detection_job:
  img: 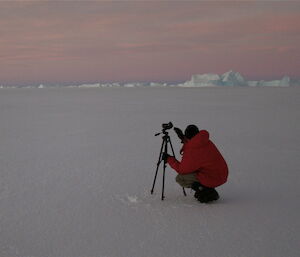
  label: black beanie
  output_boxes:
[184,125,199,139]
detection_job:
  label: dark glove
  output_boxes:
[162,152,170,162]
[174,127,185,141]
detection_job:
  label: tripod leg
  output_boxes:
[161,138,168,200]
[162,163,166,200]
[168,137,176,157]
[151,139,165,194]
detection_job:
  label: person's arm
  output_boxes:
[167,149,199,174]
[174,127,188,144]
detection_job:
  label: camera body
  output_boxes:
[155,122,174,136]
[162,122,173,131]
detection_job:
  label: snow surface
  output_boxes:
[0,87,299,257]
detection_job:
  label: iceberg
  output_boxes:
[221,70,247,86]
[181,71,296,87]
[178,73,221,87]
[248,76,291,87]
[180,70,246,87]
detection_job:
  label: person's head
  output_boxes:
[184,124,199,139]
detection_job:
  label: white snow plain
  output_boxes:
[0,87,299,257]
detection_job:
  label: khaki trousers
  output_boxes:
[176,173,199,188]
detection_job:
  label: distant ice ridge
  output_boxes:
[179,70,298,87]
[247,76,291,87]
[0,70,299,88]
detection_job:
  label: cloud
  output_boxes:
[0,1,299,84]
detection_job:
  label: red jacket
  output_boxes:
[167,130,228,188]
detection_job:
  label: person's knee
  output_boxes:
[176,173,197,188]
[175,175,184,186]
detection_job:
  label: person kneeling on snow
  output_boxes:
[162,125,228,203]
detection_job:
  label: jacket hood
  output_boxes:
[187,130,210,148]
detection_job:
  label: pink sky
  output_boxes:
[1,1,300,85]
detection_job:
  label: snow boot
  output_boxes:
[191,182,219,203]
[197,188,220,203]
[191,182,203,199]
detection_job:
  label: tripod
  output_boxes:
[151,129,186,200]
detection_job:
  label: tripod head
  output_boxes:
[155,122,173,137]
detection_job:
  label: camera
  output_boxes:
[155,122,174,136]
[162,122,173,130]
